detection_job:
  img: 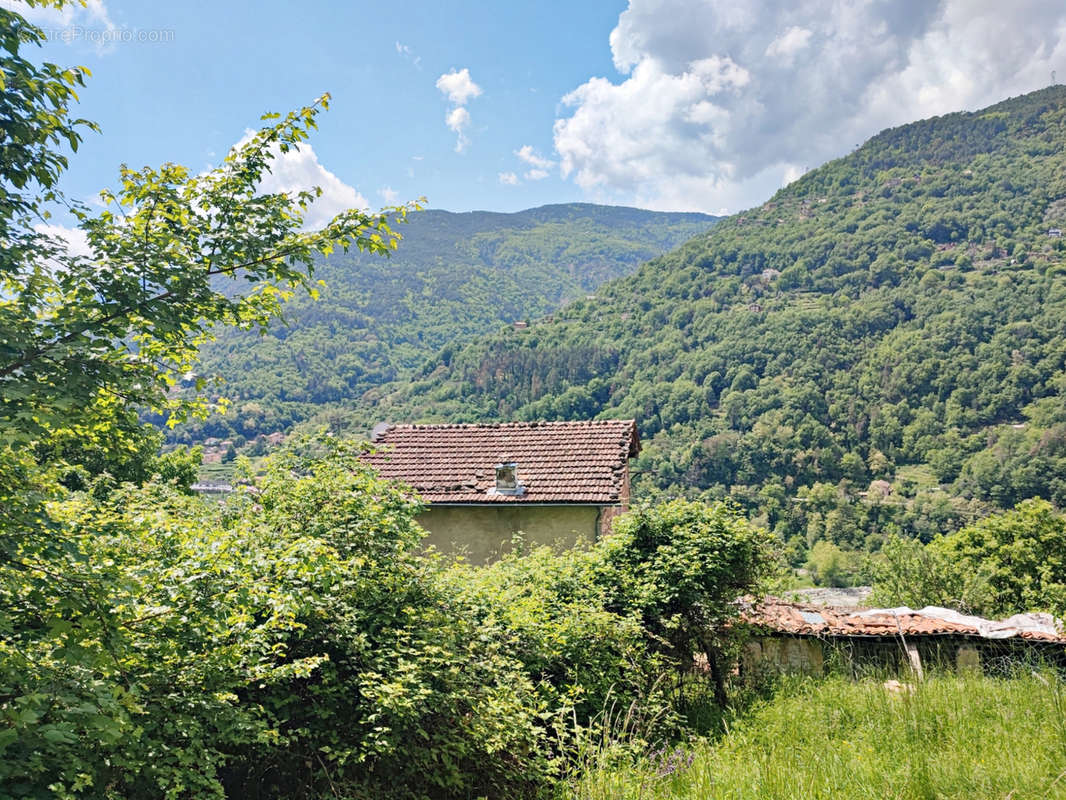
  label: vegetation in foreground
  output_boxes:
[572,672,1066,800]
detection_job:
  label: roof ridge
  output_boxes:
[386,419,635,430]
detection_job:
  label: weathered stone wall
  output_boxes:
[743,635,1065,677]
[744,637,826,676]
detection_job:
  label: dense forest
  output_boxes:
[358,87,1066,572]
[168,205,714,443]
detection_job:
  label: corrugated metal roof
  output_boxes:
[362,420,639,504]
[742,598,1066,642]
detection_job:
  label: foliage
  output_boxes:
[0,443,535,798]
[364,86,1066,573]
[445,543,675,772]
[936,498,1066,616]
[570,672,1066,800]
[2,93,410,446]
[805,540,866,588]
[599,501,773,661]
[867,534,994,613]
[871,499,1066,617]
[1,437,773,798]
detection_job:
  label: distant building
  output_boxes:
[512,320,528,330]
[1049,228,1063,238]
[363,420,640,563]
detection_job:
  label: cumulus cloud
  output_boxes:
[445,106,472,152]
[379,186,399,203]
[437,68,482,152]
[515,145,554,170]
[505,145,556,182]
[765,26,812,63]
[554,0,1066,212]
[436,68,483,105]
[232,129,368,229]
[498,171,519,185]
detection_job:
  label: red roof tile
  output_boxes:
[742,598,1066,642]
[362,420,639,504]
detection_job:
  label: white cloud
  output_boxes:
[510,145,556,182]
[437,68,483,152]
[395,40,421,68]
[379,186,399,203]
[232,129,368,229]
[765,26,812,63]
[498,171,520,185]
[554,0,1066,213]
[34,223,92,258]
[515,144,555,170]
[445,106,472,152]
[436,68,483,105]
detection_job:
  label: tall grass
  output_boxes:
[569,672,1066,799]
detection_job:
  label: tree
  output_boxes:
[869,500,1066,618]
[0,5,422,794]
[935,499,1066,617]
[0,0,416,537]
[597,500,774,705]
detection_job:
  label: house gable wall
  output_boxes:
[418,504,601,563]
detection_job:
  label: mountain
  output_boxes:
[172,204,716,443]
[361,86,1066,563]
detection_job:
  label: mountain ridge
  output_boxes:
[171,203,716,444]
[356,85,1066,566]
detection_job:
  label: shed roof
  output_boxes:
[742,598,1065,642]
[363,420,639,504]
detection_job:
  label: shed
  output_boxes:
[740,598,1066,677]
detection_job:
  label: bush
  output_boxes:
[1,445,774,799]
[597,500,775,705]
[869,498,1066,617]
[1,441,553,799]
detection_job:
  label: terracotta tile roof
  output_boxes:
[741,598,1066,642]
[362,420,639,504]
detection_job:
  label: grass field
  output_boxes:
[570,672,1066,800]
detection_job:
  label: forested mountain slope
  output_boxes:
[173,204,714,442]
[366,86,1066,562]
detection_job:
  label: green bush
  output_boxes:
[1,442,553,799]
[596,500,775,705]
[1,444,773,799]
[869,498,1066,617]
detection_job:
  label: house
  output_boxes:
[363,420,639,562]
[740,598,1066,677]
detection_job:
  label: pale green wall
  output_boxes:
[418,504,601,563]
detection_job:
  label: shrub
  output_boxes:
[869,498,1066,618]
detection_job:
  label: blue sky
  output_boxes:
[8,0,1066,226]
[13,0,626,217]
